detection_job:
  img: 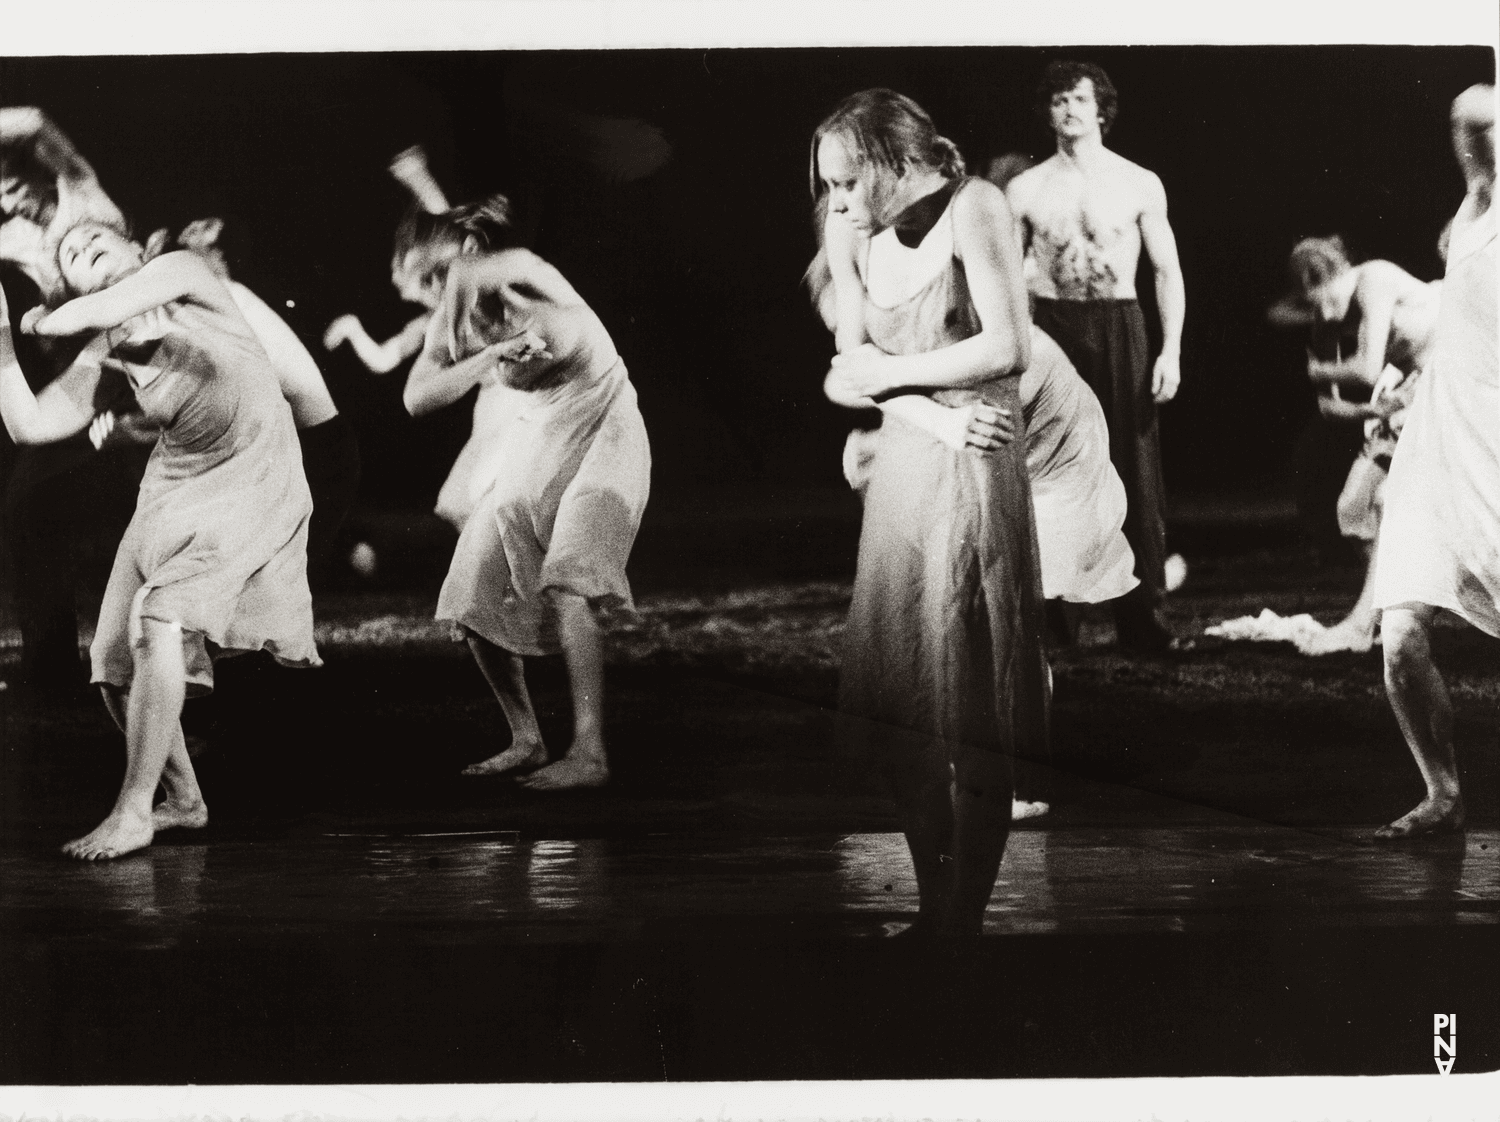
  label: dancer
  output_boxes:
[403,198,650,790]
[324,148,527,531]
[808,210,1136,822]
[1370,84,1496,839]
[1210,237,1441,655]
[1,222,319,858]
[814,89,1048,939]
[152,218,360,584]
[1006,61,1187,653]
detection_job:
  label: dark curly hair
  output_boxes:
[1035,61,1119,137]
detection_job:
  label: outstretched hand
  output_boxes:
[323,314,360,351]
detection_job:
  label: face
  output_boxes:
[817,133,892,234]
[58,224,144,296]
[393,244,460,309]
[0,170,54,225]
[1050,79,1104,141]
[1305,271,1354,323]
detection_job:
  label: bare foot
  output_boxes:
[515,752,610,791]
[62,806,154,861]
[1011,799,1050,821]
[1296,619,1375,656]
[152,797,208,831]
[1375,795,1466,840]
[462,740,548,776]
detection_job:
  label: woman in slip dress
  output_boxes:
[2,221,318,859]
[813,88,1048,939]
[402,200,650,791]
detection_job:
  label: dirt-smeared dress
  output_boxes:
[841,178,1050,758]
[91,297,320,695]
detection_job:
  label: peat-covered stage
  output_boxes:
[1,497,1497,1083]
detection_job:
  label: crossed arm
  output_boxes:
[821,181,1027,452]
[24,250,228,338]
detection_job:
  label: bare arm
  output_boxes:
[324,313,430,374]
[818,197,1014,450]
[1138,172,1185,403]
[1,281,106,443]
[829,182,1030,400]
[388,146,450,215]
[24,251,227,337]
[0,107,93,183]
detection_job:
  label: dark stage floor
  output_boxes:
[1,509,1498,1083]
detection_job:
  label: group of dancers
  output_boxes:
[1,69,1496,941]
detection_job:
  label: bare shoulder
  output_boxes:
[1005,158,1057,210]
[1107,152,1166,205]
[955,176,1013,224]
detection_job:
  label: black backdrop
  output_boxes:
[2,46,1493,511]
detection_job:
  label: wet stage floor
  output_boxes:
[2,825,1496,946]
[4,829,1498,1082]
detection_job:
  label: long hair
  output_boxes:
[808,88,965,201]
[1035,61,1120,137]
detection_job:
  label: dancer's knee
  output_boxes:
[1381,606,1433,685]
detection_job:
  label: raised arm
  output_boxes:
[1,281,106,443]
[0,107,93,184]
[827,181,1031,401]
[23,250,225,337]
[388,146,450,215]
[1138,170,1185,404]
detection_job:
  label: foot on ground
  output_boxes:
[1011,799,1050,821]
[515,751,609,791]
[151,797,208,831]
[1374,795,1465,840]
[62,807,154,861]
[462,740,548,776]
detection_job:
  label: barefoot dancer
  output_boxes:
[1210,240,1442,655]
[324,148,527,531]
[403,198,650,790]
[1,223,319,858]
[1370,85,1497,839]
[814,90,1048,938]
[808,211,1135,822]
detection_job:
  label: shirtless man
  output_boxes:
[1006,62,1187,653]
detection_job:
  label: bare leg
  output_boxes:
[154,726,208,830]
[889,750,957,935]
[461,631,548,775]
[103,683,209,831]
[1376,605,1465,838]
[64,619,188,859]
[518,593,609,790]
[1299,540,1380,655]
[944,748,1013,937]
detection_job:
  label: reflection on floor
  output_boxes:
[3,826,1493,948]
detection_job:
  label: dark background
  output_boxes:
[1,45,1494,514]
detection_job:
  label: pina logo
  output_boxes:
[1433,1014,1456,1075]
